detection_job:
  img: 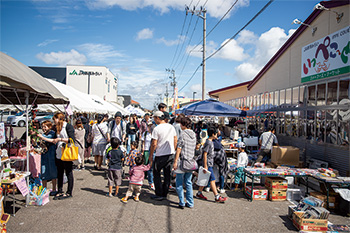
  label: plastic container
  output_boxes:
[286,184,306,201]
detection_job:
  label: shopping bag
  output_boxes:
[61,138,79,161]
[196,166,211,187]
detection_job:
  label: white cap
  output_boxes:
[153,111,164,118]
[237,142,246,148]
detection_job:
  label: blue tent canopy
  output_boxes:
[175,99,246,117]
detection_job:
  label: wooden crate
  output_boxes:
[268,189,287,201]
[292,211,328,232]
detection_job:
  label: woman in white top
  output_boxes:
[92,114,108,170]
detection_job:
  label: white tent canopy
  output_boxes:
[125,105,145,116]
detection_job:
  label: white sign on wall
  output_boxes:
[301,26,350,83]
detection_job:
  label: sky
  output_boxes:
[1,0,322,109]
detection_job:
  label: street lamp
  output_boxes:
[193,92,197,101]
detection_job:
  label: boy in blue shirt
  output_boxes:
[106,137,124,197]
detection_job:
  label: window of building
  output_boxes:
[280,89,285,107]
[339,78,350,104]
[317,83,326,106]
[307,85,316,106]
[286,88,292,106]
[292,87,299,106]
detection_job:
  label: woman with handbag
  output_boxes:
[53,112,75,200]
[172,117,197,209]
[92,114,108,170]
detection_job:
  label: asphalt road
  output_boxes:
[6,127,350,232]
[6,162,350,233]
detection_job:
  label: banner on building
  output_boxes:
[301,26,350,83]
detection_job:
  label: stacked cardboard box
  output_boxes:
[245,186,268,200]
[310,191,339,210]
[271,146,300,167]
[265,177,287,201]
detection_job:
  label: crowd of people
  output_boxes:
[31,103,278,208]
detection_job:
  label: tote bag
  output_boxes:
[61,138,79,161]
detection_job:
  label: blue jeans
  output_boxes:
[175,172,194,207]
[127,134,136,154]
[147,168,154,184]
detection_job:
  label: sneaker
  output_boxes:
[204,187,210,192]
[196,193,207,200]
[215,196,228,203]
[150,183,155,190]
[178,205,184,209]
[169,185,175,192]
[185,203,194,209]
[120,197,128,203]
[134,196,139,202]
[151,195,165,201]
[220,189,226,194]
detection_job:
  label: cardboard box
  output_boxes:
[310,192,338,210]
[245,186,268,200]
[292,211,328,232]
[268,189,287,201]
[288,205,297,220]
[271,146,300,167]
[265,177,288,190]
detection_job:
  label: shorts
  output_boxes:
[234,167,246,184]
[208,166,216,182]
[107,169,122,186]
[126,183,142,197]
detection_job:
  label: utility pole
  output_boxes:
[186,6,206,100]
[165,83,169,108]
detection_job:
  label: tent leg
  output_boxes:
[25,91,29,206]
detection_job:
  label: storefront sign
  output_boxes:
[69,70,102,76]
[301,26,350,83]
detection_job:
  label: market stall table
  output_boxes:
[309,175,350,209]
[2,172,30,216]
[243,168,311,202]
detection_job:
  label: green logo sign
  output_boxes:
[69,70,78,75]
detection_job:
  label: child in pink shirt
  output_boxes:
[121,156,150,203]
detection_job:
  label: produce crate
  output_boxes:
[265,177,288,190]
[268,189,287,201]
[245,186,268,200]
[292,211,328,232]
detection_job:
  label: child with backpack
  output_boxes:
[125,141,139,168]
[121,156,150,203]
[106,138,124,197]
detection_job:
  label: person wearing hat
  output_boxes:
[234,142,248,192]
[107,111,126,144]
[149,111,177,200]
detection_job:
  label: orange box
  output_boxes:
[245,186,268,200]
[271,146,300,166]
[265,177,288,190]
[292,212,328,232]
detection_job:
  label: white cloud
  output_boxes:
[36,49,87,66]
[86,0,250,18]
[37,39,59,47]
[78,43,124,63]
[234,27,296,81]
[157,35,186,46]
[136,28,154,41]
[190,83,201,93]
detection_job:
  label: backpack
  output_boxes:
[86,125,93,143]
[110,120,124,138]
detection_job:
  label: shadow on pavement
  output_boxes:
[279,215,297,231]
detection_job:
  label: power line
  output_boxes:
[205,0,274,61]
[179,64,201,92]
[168,14,188,69]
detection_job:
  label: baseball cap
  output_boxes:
[153,111,164,118]
[115,111,122,118]
[237,142,246,148]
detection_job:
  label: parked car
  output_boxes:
[7,112,52,127]
[37,114,54,126]
[0,110,18,123]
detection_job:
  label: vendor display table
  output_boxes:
[243,168,310,202]
[310,175,350,209]
[2,172,30,216]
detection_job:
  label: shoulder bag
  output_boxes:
[61,138,79,161]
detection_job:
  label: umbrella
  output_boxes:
[176,98,246,117]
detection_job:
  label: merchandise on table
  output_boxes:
[28,180,50,206]
[245,186,268,200]
[227,158,237,171]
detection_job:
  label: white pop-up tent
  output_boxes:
[125,105,145,116]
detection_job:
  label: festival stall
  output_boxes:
[0,52,68,224]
